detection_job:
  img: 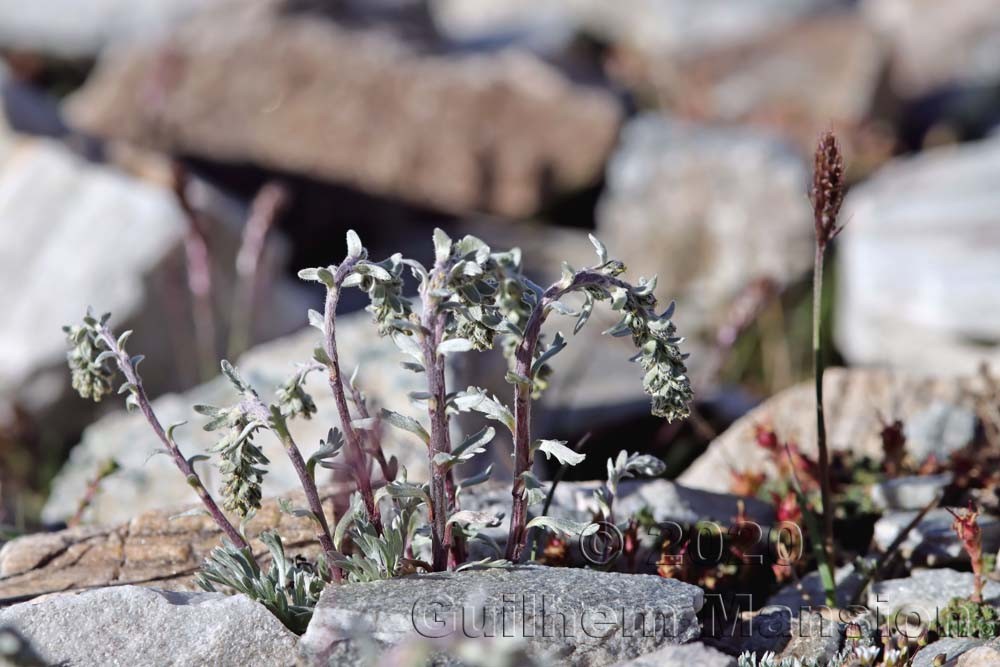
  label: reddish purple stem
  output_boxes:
[323,260,383,533]
[96,328,248,552]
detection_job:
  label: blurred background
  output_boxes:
[1,0,999,537]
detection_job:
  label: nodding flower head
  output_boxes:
[64,311,116,402]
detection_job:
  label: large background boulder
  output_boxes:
[596,115,814,348]
[0,136,305,455]
[836,135,1000,376]
[65,4,622,219]
[861,0,1000,98]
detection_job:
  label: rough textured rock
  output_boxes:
[42,316,429,525]
[0,136,304,446]
[836,136,1000,375]
[958,643,1000,667]
[0,487,345,602]
[0,0,229,58]
[861,0,1000,97]
[299,565,704,666]
[873,509,1000,565]
[869,569,1000,621]
[638,15,883,151]
[911,638,988,667]
[911,638,989,667]
[66,5,621,219]
[596,115,813,353]
[432,0,834,59]
[680,368,980,493]
[0,586,298,666]
[610,641,735,666]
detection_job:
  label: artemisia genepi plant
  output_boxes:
[65,229,692,631]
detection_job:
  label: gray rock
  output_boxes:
[873,509,1000,565]
[906,404,977,463]
[637,15,883,154]
[0,586,298,666]
[550,479,774,527]
[0,136,305,451]
[596,115,813,363]
[836,135,1000,376]
[0,0,230,58]
[869,569,1000,622]
[911,638,989,667]
[42,316,430,525]
[0,138,176,428]
[956,642,1000,666]
[767,565,866,611]
[610,641,735,666]
[66,5,621,219]
[299,565,704,666]
[680,368,977,493]
[432,0,834,59]
[870,473,953,511]
[861,0,1000,97]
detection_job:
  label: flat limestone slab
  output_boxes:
[0,487,347,603]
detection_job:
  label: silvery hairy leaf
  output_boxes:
[452,388,515,434]
[345,229,364,259]
[437,338,474,355]
[524,516,595,537]
[533,439,585,466]
[380,409,430,445]
[589,233,609,264]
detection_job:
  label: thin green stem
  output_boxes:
[813,244,837,605]
[783,440,836,607]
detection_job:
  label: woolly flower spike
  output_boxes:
[63,311,116,402]
[412,229,516,352]
[275,365,318,420]
[607,283,692,422]
[348,254,412,336]
[811,131,846,249]
[194,362,269,518]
